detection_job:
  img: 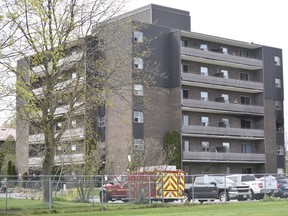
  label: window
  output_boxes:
[201,116,209,127]
[240,50,249,58]
[72,72,77,79]
[202,141,209,152]
[242,167,252,174]
[71,120,76,128]
[134,139,144,150]
[99,116,105,127]
[240,73,249,81]
[221,118,230,127]
[276,123,284,132]
[134,84,143,96]
[133,31,143,43]
[222,47,228,54]
[277,145,284,155]
[240,96,251,105]
[223,142,230,151]
[182,64,189,73]
[277,168,284,174]
[134,111,143,123]
[274,56,281,66]
[183,140,190,152]
[56,122,62,131]
[242,144,251,153]
[181,39,188,47]
[222,94,229,103]
[221,70,228,79]
[71,144,76,151]
[241,120,251,129]
[275,78,281,88]
[200,66,208,76]
[200,44,208,51]
[133,58,143,69]
[182,115,189,126]
[201,91,208,101]
[275,101,283,110]
[182,89,189,99]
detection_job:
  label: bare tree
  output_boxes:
[1,0,157,203]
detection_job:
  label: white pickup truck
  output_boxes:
[227,174,279,200]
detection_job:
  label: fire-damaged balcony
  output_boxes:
[181,73,263,93]
[182,151,265,163]
[182,125,264,139]
[182,99,264,116]
[181,47,262,70]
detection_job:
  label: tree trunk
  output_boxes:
[42,138,55,204]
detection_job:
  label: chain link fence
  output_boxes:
[0,173,286,210]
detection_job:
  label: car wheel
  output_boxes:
[219,191,228,202]
[99,191,110,203]
[249,190,255,200]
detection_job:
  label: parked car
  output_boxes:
[274,177,288,198]
[185,175,250,203]
[226,174,279,200]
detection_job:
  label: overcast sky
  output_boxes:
[125,0,288,127]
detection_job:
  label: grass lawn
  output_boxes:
[1,199,288,216]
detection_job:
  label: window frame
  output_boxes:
[240,73,249,81]
[133,57,143,69]
[200,43,208,51]
[275,78,281,88]
[201,116,209,127]
[202,141,210,152]
[201,91,208,101]
[133,31,143,43]
[274,56,281,66]
[277,145,284,155]
[182,64,189,73]
[134,111,144,123]
[200,66,208,76]
[134,84,143,96]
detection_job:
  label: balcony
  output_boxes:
[181,73,263,93]
[29,128,85,144]
[181,47,262,70]
[182,125,264,139]
[30,51,84,76]
[182,99,264,116]
[182,151,265,163]
[29,153,84,167]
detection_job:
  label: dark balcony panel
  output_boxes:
[181,73,263,92]
[181,47,263,69]
[182,99,264,116]
[182,125,264,138]
[182,151,265,163]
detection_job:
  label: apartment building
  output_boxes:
[16,4,285,175]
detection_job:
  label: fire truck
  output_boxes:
[99,165,185,203]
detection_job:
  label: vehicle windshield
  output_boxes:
[214,176,235,184]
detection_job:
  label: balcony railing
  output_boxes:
[181,47,262,70]
[182,125,264,138]
[182,99,264,115]
[29,153,84,167]
[182,151,265,163]
[29,128,85,144]
[181,73,263,93]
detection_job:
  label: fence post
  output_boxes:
[49,176,52,209]
[162,173,164,203]
[101,175,103,204]
[5,182,8,211]
[148,176,151,205]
